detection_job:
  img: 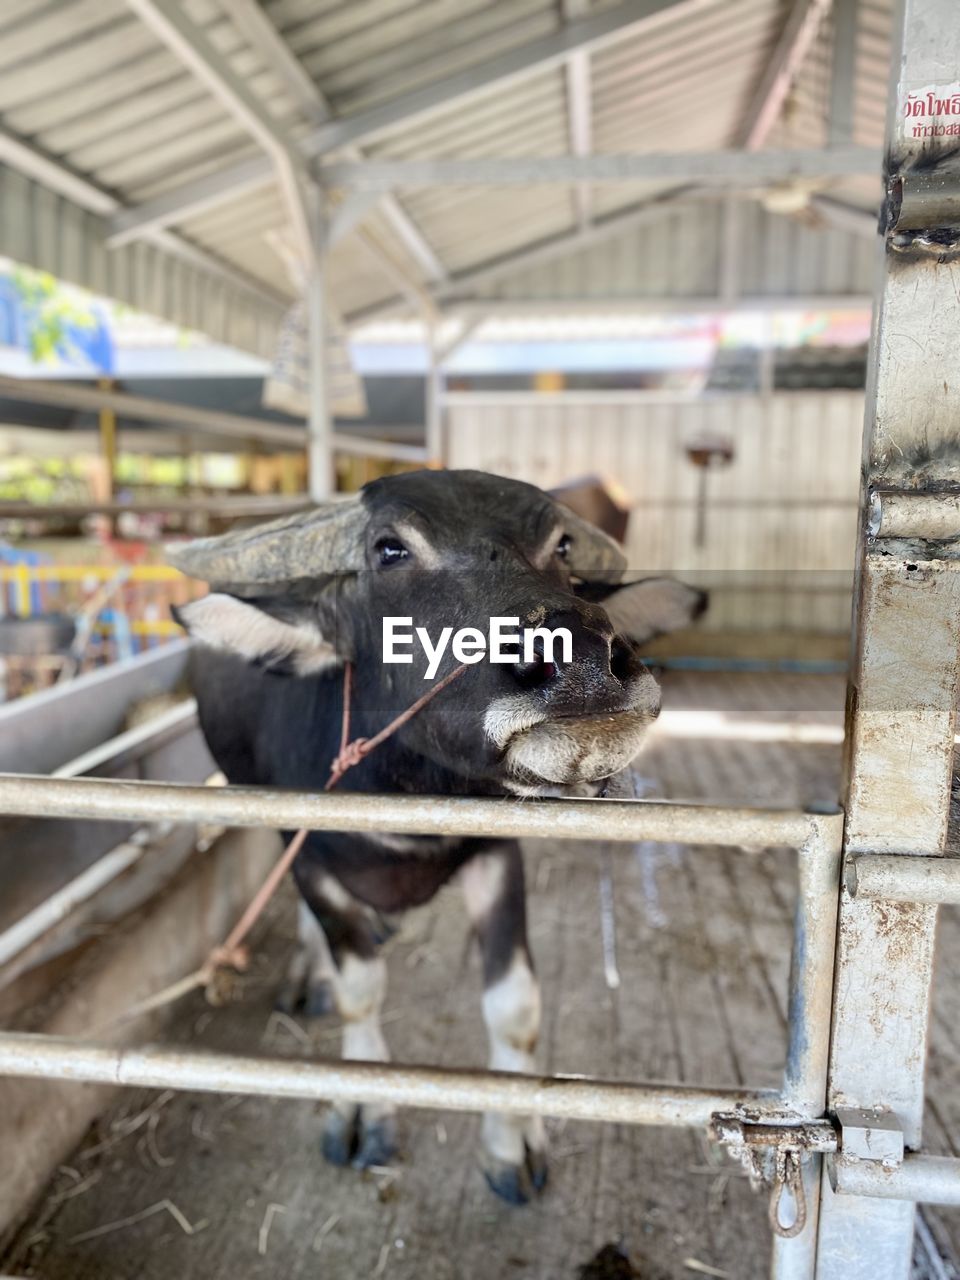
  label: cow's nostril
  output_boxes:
[513,637,560,689]
[610,637,637,683]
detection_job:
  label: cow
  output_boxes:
[170,469,704,1205]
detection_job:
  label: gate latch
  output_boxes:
[711,1114,838,1239]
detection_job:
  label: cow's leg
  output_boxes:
[461,843,547,1204]
[323,947,397,1169]
[294,862,397,1169]
[275,899,336,1017]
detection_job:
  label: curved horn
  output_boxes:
[557,507,627,579]
[167,496,367,587]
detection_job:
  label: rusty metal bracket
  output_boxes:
[711,1113,838,1239]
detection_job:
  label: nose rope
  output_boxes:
[90,659,471,1034]
[325,659,470,790]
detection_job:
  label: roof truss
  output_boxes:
[105,0,715,248]
[320,146,879,189]
[737,0,834,149]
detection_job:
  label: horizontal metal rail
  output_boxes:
[0,773,832,848]
[830,1153,960,1205]
[0,1033,776,1128]
[0,839,149,971]
[0,787,841,1159]
[846,854,960,904]
[52,700,198,779]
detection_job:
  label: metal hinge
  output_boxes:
[711,1113,838,1239]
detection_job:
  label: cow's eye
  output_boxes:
[556,534,572,560]
[376,537,409,566]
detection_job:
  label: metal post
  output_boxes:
[815,0,960,1273]
[772,815,843,1279]
[97,376,117,502]
[307,187,333,502]
[425,324,444,466]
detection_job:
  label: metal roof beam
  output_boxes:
[828,0,859,144]
[123,0,314,261]
[344,185,878,325]
[448,293,873,316]
[106,0,710,246]
[565,52,593,227]
[306,0,714,155]
[346,190,710,323]
[223,0,328,125]
[218,0,446,280]
[107,154,272,247]
[737,0,834,150]
[808,194,877,236]
[114,0,446,284]
[322,146,880,189]
[0,120,287,312]
[561,0,593,228]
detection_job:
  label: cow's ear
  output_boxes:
[593,577,707,645]
[172,593,337,676]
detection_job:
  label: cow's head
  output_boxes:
[171,470,704,795]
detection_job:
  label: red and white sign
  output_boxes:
[901,81,960,138]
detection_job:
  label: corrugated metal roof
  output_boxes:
[0,0,889,345]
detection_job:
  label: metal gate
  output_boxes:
[1,1,959,1275]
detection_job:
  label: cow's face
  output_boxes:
[172,470,704,795]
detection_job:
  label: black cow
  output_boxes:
[172,469,703,1204]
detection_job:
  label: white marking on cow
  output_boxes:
[505,711,654,785]
[316,872,355,913]
[530,523,564,570]
[480,948,545,1164]
[392,522,442,568]
[333,953,393,1126]
[459,854,506,923]
[298,899,335,984]
[177,594,334,674]
[483,694,546,749]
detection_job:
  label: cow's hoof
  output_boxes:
[322,1109,397,1169]
[353,1115,397,1169]
[322,1109,358,1167]
[274,976,336,1019]
[303,979,337,1018]
[482,1144,548,1206]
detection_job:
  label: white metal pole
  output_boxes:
[425,323,443,466]
[307,188,334,502]
[814,0,960,1273]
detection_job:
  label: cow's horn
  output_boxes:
[557,508,627,579]
[167,496,367,586]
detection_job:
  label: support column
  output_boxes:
[307,188,333,502]
[97,377,117,504]
[425,324,443,467]
[814,0,960,1274]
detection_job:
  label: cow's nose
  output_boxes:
[510,607,615,692]
[512,632,563,689]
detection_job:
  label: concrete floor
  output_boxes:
[3,672,959,1279]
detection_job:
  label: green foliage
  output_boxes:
[9,266,96,365]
